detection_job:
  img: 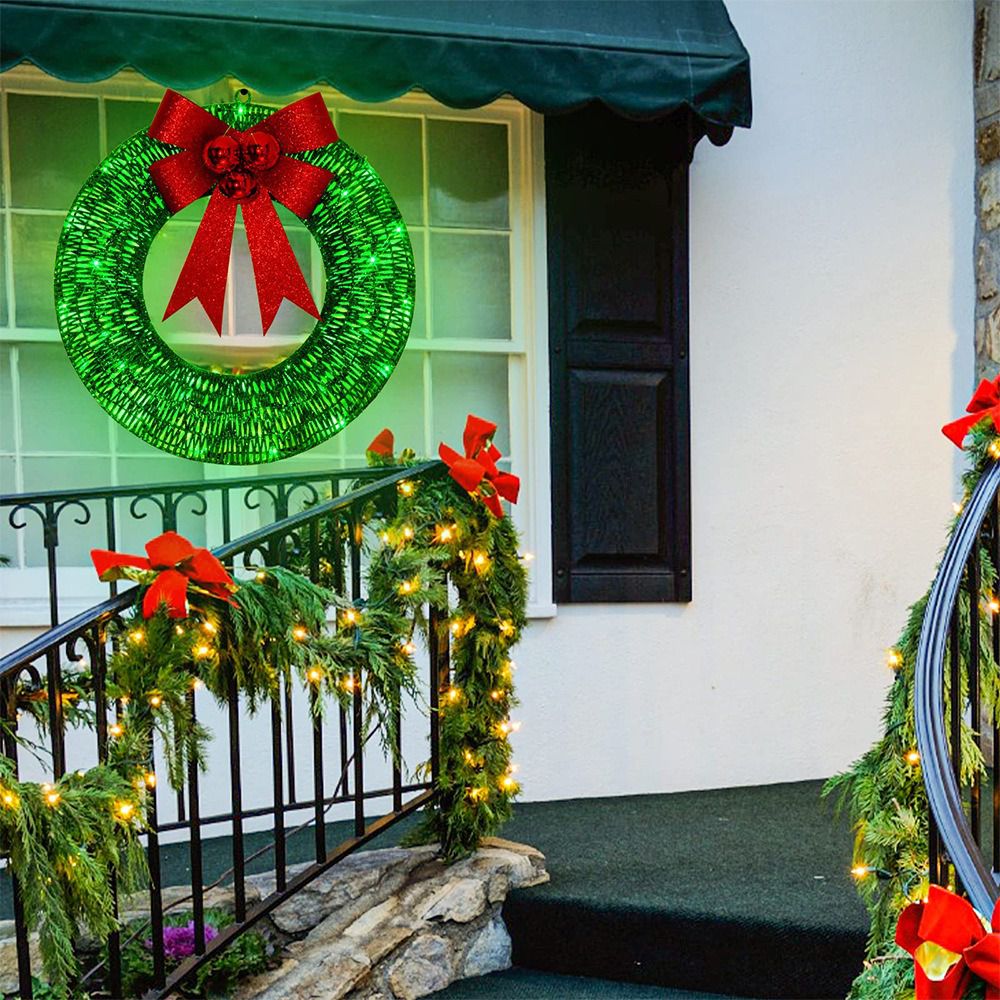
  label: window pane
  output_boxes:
[18,344,108,453]
[8,95,99,209]
[0,221,7,327]
[410,231,426,340]
[432,353,509,456]
[430,233,510,340]
[0,348,14,454]
[20,456,113,566]
[0,456,19,565]
[12,214,63,328]
[339,113,424,226]
[147,206,318,369]
[343,350,425,459]
[428,120,508,230]
[105,99,160,152]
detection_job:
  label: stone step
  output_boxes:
[435,968,738,999]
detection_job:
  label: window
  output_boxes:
[0,67,553,618]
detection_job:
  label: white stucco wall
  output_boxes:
[511,0,976,802]
[0,1,976,819]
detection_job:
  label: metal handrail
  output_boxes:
[0,464,393,507]
[0,461,441,680]
[915,460,1000,915]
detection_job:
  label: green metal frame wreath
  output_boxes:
[54,99,414,465]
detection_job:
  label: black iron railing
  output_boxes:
[915,461,1000,915]
[0,466,402,628]
[0,461,449,998]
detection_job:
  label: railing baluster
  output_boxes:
[312,686,325,862]
[43,501,60,627]
[333,510,349,797]
[227,673,246,922]
[222,486,232,545]
[928,808,941,885]
[187,687,205,954]
[284,676,296,803]
[967,549,981,846]
[350,509,364,836]
[428,590,450,790]
[104,497,118,597]
[392,688,403,813]
[45,646,65,778]
[271,692,287,891]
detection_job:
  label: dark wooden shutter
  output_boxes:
[546,106,692,603]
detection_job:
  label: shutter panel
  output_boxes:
[546,107,692,603]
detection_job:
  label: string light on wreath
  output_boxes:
[55,90,415,465]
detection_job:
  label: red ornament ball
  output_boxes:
[241,131,280,171]
[217,168,259,201]
[201,134,241,174]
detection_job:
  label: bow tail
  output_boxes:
[142,568,191,619]
[242,194,320,335]
[164,189,238,335]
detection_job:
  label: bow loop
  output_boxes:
[147,89,338,336]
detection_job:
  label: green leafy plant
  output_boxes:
[118,908,268,998]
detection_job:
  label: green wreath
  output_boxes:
[54,99,414,465]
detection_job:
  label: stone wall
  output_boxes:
[977,1,1000,376]
[235,838,549,1000]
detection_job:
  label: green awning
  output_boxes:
[0,0,751,133]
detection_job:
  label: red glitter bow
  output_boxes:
[91,531,237,619]
[147,90,338,336]
[439,415,520,519]
[896,885,1000,999]
[942,376,1000,447]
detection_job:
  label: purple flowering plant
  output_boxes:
[146,921,219,963]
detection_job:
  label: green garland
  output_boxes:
[7,565,414,991]
[360,447,528,860]
[825,424,1000,1000]
[5,432,528,989]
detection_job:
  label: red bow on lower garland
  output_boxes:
[942,375,1000,447]
[91,531,237,619]
[439,415,520,519]
[896,885,1000,999]
[147,90,338,335]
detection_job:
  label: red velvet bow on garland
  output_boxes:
[896,885,1000,999]
[439,414,520,519]
[367,428,395,459]
[147,90,338,336]
[91,531,236,619]
[942,375,1000,447]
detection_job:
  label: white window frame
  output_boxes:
[0,65,555,621]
